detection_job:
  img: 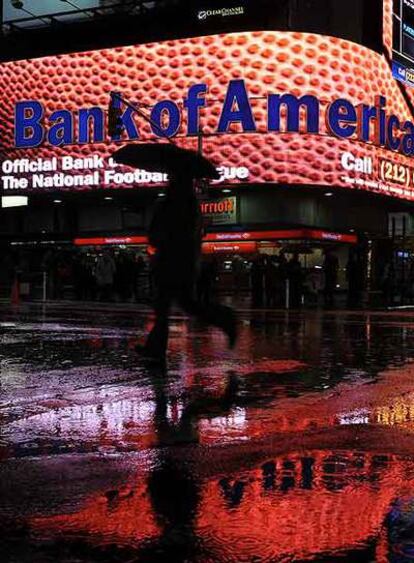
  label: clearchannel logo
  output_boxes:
[197,5,244,20]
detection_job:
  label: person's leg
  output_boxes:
[177,286,237,348]
[143,285,172,358]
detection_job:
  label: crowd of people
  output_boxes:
[245,248,367,309]
[47,249,147,302]
[248,251,339,308]
[1,245,413,309]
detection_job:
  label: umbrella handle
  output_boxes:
[110,92,176,145]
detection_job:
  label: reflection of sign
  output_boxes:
[201,196,237,224]
[388,498,414,563]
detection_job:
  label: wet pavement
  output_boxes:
[1,303,414,562]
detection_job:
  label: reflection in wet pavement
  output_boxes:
[1,304,414,562]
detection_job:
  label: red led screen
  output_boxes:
[0,2,413,201]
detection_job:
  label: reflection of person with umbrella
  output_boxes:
[113,143,237,362]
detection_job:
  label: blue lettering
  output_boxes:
[326,99,357,138]
[387,115,401,151]
[375,95,387,146]
[402,121,414,155]
[79,107,104,143]
[14,91,408,158]
[184,84,207,135]
[356,104,377,143]
[47,110,73,146]
[109,93,139,141]
[217,79,256,133]
[267,94,319,133]
[150,100,181,137]
[15,101,44,148]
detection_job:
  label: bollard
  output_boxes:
[42,271,47,303]
[285,279,290,310]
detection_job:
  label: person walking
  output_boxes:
[138,172,237,362]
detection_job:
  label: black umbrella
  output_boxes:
[111,143,220,179]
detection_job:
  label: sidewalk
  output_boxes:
[2,298,414,318]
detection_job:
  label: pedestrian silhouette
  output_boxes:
[111,141,237,361]
[323,249,339,308]
[251,255,265,307]
[287,253,303,308]
[138,172,237,362]
[264,256,278,308]
[346,248,365,309]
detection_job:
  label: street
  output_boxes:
[1,304,414,562]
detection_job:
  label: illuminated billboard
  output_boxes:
[1,28,414,201]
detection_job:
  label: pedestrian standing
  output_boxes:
[323,249,339,308]
[232,255,244,296]
[346,250,362,308]
[264,256,278,308]
[95,251,116,301]
[197,259,217,306]
[251,256,265,307]
[381,260,395,307]
[276,253,288,306]
[133,254,145,302]
[287,253,303,308]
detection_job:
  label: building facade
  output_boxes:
[0,0,412,304]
